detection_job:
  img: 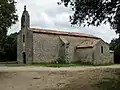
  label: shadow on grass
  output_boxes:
[95,73,120,90]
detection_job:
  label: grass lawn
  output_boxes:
[32,63,96,67]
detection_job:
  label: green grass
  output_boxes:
[32,63,95,67]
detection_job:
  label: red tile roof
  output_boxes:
[29,28,100,39]
[76,39,100,48]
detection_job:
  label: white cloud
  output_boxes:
[8,0,118,43]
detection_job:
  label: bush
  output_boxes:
[56,57,66,64]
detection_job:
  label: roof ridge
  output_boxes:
[29,28,100,39]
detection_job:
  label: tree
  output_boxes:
[0,0,18,58]
[59,0,120,36]
[1,32,18,61]
[110,38,120,63]
[110,38,120,50]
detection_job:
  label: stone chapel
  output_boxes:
[17,6,114,65]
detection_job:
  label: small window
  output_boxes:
[101,46,103,53]
[23,35,25,42]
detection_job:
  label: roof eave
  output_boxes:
[29,29,100,39]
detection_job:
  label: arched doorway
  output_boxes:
[23,52,26,64]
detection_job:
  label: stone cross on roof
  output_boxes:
[21,5,30,29]
[24,5,26,11]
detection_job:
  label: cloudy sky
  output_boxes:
[9,0,118,43]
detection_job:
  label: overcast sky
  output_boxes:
[8,0,118,43]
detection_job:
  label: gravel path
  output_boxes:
[0,64,120,72]
[0,64,120,90]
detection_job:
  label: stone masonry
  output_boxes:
[17,6,114,65]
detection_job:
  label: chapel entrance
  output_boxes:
[23,52,26,64]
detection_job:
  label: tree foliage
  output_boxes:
[110,38,120,63]
[0,0,18,58]
[4,33,18,61]
[0,33,18,61]
[59,0,120,35]
[0,0,18,30]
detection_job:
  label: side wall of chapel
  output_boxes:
[32,33,98,63]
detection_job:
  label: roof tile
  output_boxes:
[76,39,100,48]
[29,28,100,39]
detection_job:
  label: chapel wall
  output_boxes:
[32,33,98,63]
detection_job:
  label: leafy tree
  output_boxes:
[59,0,120,36]
[0,0,18,58]
[110,38,120,50]
[1,32,18,61]
[110,38,120,63]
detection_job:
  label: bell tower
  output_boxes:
[21,5,30,29]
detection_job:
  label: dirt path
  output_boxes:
[0,65,120,90]
[0,64,120,72]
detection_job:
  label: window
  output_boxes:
[101,46,103,53]
[23,35,25,42]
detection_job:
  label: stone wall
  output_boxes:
[33,33,61,63]
[17,30,23,63]
[26,30,33,64]
[75,48,94,64]
[32,33,98,63]
[18,30,114,65]
[110,52,114,64]
[17,28,33,64]
[93,40,114,65]
[59,35,97,63]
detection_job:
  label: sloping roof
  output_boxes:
[29,28,100,39]
[59,36,69,44]
[76,39,100,48]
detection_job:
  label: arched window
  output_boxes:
[101,46,103,53]
[23,35,25,43]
